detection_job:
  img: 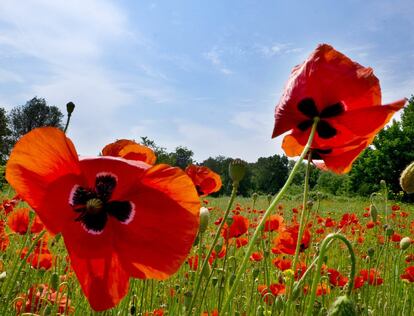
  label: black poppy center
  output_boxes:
[297,98,344,139]
[69,173,134,234]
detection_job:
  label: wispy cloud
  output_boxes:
[204,47,233,75]
[258,43,303,57]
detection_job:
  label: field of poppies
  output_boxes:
[0,43,413,316]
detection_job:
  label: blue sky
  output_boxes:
[0,0,413,162]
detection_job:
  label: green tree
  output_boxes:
[252,154,289,195]
[0,107,11,164]
[8,97,63,144]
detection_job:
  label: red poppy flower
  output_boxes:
[221,215,249,240]
[272,257,292,271]
[250,251,264,262]
[15,284,73,315]
[235,236,248,248]
[7,207,30,234]
[185,165,222,196]
[102,139,156,165]
[0,220,9,251]
[272,44,405,174]
[359,269,383,286]
[400,266,414,282]
[264,214,285,232]
[328,268,348,287]
[272,224,311,255]
[6,127,200,311]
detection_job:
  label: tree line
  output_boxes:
[1,96,413,199]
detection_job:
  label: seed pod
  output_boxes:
[50,272,59,291]
[328,295,357,316]
[229,159,247,184]
[367,247,375,258]
[66,102,75,115]
[400,162,414,193]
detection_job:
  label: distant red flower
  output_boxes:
[272,257,292,271]
[102,139,156,165]
[250,252,264,262]
[257,283,286,304]
[316,283,331,296]
[235,237,248,248]
[0,220,9,251]
[264,214,285,232]
[271,44,405,174]
[338,213,359,228]
[359,269,383,286]
[272,224,311,255]
[185,165,222,196]
[391,233,402,243]
[187,255,199,271]
[328,268,348,287]
[221,215,249,240]
[7,208,30,234]
[6,127,200,311]
[400,266,414,283]
[15,284,73,315]
[392,205,401,211]
[1,198,18,215]
[366,221,375,229]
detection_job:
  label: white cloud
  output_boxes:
[204,48,233,75]
[258,42,303,57]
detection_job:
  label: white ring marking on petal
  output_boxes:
[121,201,135,225]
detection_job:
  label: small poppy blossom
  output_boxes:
[264,214,284,232]
[272,224,311,255]
[221,215,249,240]
[359,269,383,286]
[250,252,264,262]
[102,139,156,165]
[327,268,348,287]
[185,165,222,196]
[0,220,9,251]
[7,208,30,234]
[272,44,405,174]
[400,266,414,283]
[272,257,292,271]
[235,236,248,248]
[6,127,200,311]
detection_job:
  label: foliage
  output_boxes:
[0,107,11,164]
[8,97,63,145]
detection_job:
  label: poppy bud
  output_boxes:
[327,295,357,316]
[0,271,6,281]
[385,227,394,237]
[370,204,378,222]
[252,192,258,202]
[253,268,260,279]
[66,101,75,115]
[400,237,412,250]
[201,262,211,278]
[199,207,209,233]
[307,200,314,210]
[380,180,387,189]
[229,159,246,185]
[184,291,192,310]
[50,272,59,291]
[367,247,375,258]
[130,305,136,315]
[212,276,218,286]
[400,162,414,193]
[267,194,272,204]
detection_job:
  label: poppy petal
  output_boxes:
[6,127,81,233]
[67,246,130,311]
[114,164,200,279]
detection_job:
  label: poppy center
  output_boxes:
[297,98,344,139]
[69,173,135,234]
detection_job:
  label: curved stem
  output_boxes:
[187,184,238,314]
[306,233,356,316]
[221,118,319,314]
[63,113,72,134]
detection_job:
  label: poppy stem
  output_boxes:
[305,233,356,316]
[220,118,320,314]
[187,183,239,315]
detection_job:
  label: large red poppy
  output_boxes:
[185,165,222,196]
[272,44,405,173]
[6,127,200,311]
[102,139,157,165]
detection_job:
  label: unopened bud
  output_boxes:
[199,207,209,233]
[385,227,394,237]
[328,295,357,316]
[367,247,375,258]
[400,237,412,250]
[370,204,378,222]
[400,162,414,193]
[252,192,258,202]
[66,101,75,115]
[229,159,246,184]
[50,272,59,291]
[267,194,272,204]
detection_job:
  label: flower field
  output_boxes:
[1,192,414,315]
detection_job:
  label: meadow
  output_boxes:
[1,188,413,315]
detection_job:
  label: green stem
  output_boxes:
[187,184,239,314]
[63,113,72,134]
[221,118,319,314]
[306,233,356,316]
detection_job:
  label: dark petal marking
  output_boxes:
[320,102,345,118]
[297,120,314,131]
[78,210,108,235]
[70,185,96,206]
[195,185,204,196]
[105,201,135,224]
[95,173,117,202]
[317,120,337,139]
[311,148,333,160]
[297,98,319,118]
